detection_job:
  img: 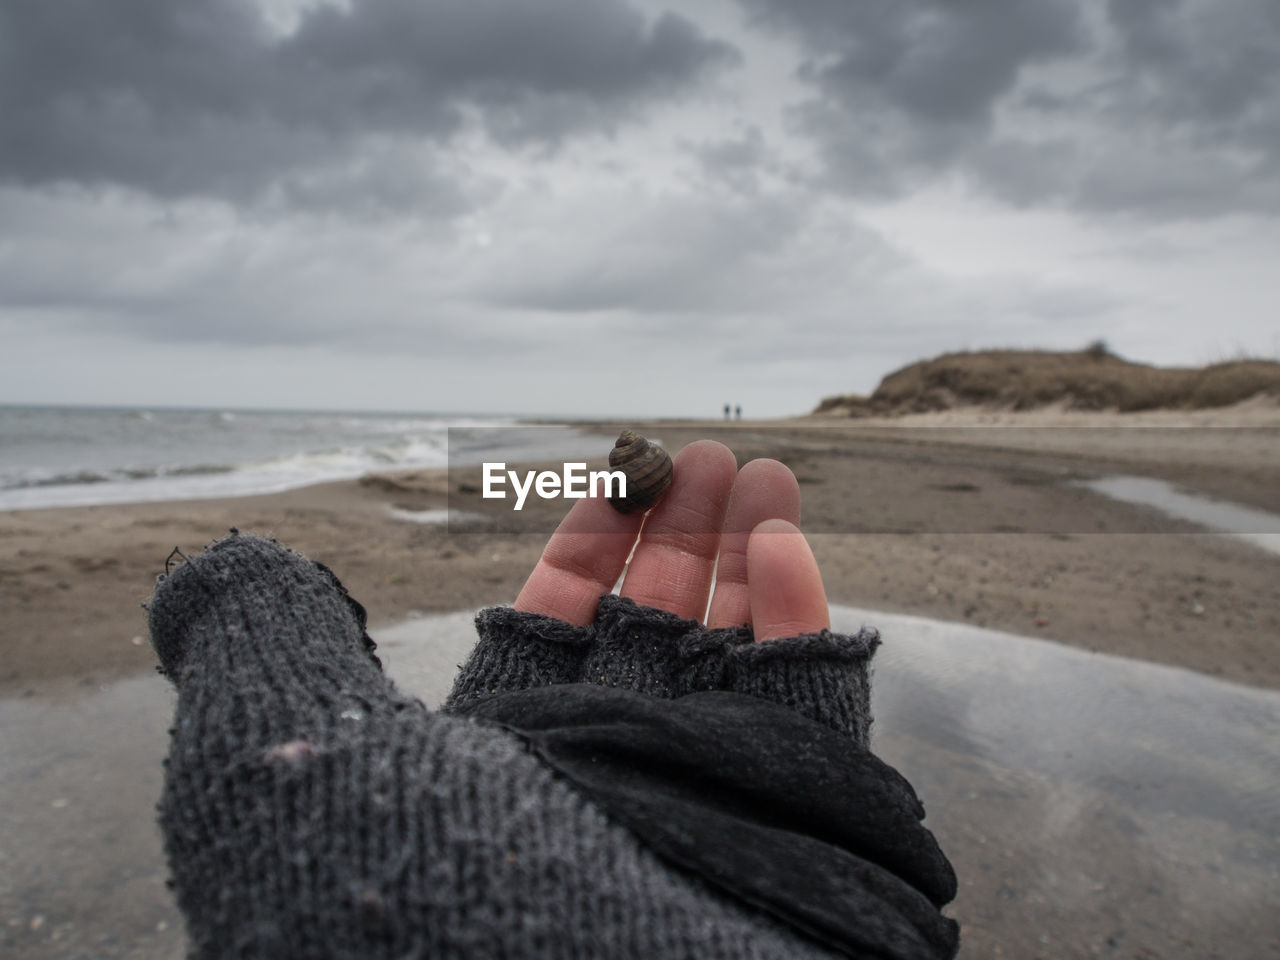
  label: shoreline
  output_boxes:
[2,408,1278,697]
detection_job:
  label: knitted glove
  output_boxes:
[149,532,954,959]
[448,593,880,749]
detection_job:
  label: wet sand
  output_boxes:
[3,407,1279,696]
[4,608,1277,959]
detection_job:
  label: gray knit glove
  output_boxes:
[148,532,876,959]
[448,594,880,749]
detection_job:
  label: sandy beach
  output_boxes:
[4,402,1279,960]
[3,403,1278,697]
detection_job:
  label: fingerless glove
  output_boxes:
[149,532,956,959]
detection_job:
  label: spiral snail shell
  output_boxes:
[607,429,673,514]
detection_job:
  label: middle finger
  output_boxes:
[620,439,737,620]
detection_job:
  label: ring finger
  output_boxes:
[705,459,801,629]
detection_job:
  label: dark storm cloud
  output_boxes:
[0,0,737,206]
[778,0,1083,123]
[739,0,1280,217]
[1101,0,1280,157]
[738,0,1085,191]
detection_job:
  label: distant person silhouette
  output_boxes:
[724,403,731,421]
[735,405,742,421]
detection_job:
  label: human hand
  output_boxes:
[513,440,829,641]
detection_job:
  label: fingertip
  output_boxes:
[733,459,801,523]
[672,438,739,479]
[747,519,829,642]
[752,517,800,537]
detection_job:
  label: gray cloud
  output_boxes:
[740,0,1280,217]
[683,124,776,195]
[792,0,1084,124]
[2,0,1277,421]
[0,0,737,208]
[1105,0,1280,132]
[739,0,1085,188]
[481,186,813,314]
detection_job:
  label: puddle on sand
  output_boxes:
[3,607,1278,959]
[851,607,1280,957]
[1083,475,1280,556]
[0,677,183,959]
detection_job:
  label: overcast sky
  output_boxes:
[2,0,1278,418]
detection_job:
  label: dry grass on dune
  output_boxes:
[815,345,1280,417]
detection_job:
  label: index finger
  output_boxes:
[512,476,646,626]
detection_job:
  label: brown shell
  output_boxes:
[607,429,673,514]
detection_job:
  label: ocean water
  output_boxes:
[0,405,599,511]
